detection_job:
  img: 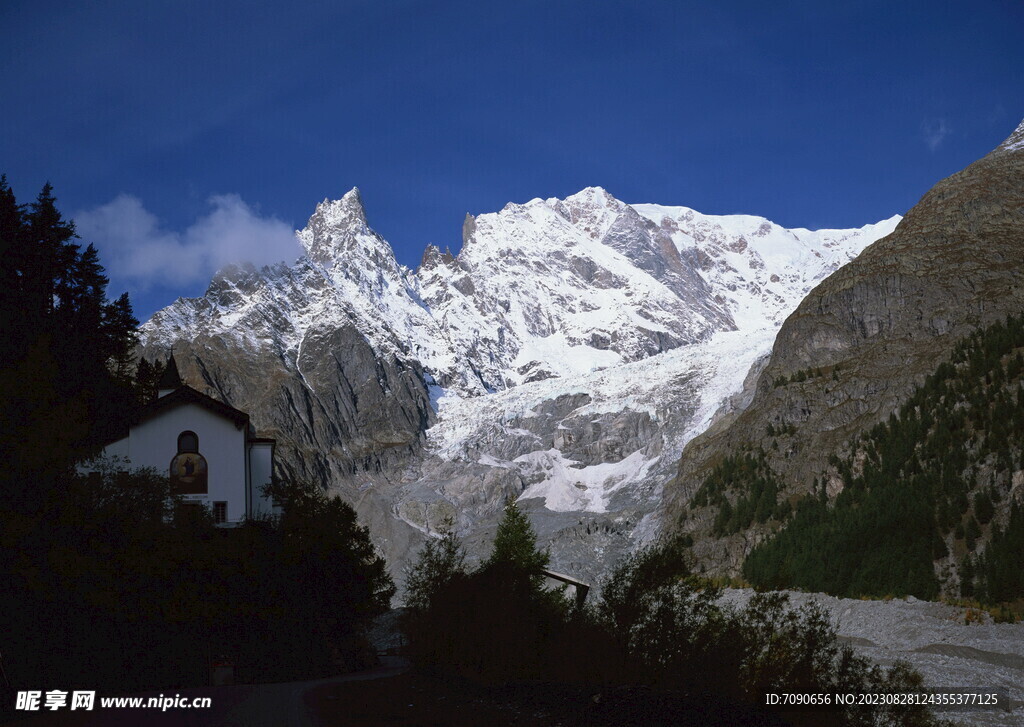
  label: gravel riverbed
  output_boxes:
[718,589,1024,727]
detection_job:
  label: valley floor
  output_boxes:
[717,589,1024,727]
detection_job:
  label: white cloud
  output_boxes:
[74,194,301,290]
[921,118,951,152]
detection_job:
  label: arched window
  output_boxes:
[171,430,207,495]
[177,430,199,453]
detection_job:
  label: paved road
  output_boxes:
[3,657,410,727]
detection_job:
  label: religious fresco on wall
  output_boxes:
[170,452,208,494]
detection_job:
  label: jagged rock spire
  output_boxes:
[419,243,456,270]
[294,187,411,307]
[335,187,368,225]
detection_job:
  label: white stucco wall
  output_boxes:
[248,442,277,518]
[114,403,249,524]
[102,437,131,461]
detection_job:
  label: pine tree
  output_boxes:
[24,182,77,324]
[103,292,140,380]
[0,175,27,365]
[0,177,143,504]
[484,500,549,579]
[404,528,467,612]
[133,358,167,406]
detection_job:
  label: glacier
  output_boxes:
[140,186,900,586]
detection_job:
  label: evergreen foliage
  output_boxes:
[743,314,1024,603]
[773,365,836,388]
[402,527,467,613]
[132,357,168,406]
[691,449,789,535]
[0,177,141,515]
[483,499,550,580]
[402,502,574,682]
[976,502,1024,603]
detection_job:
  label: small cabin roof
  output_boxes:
[541,568,590,589]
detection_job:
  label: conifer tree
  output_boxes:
[105,292,140,382]
[133,358,166,406]
[404,527,467,613]
[0,175,26,364]
[0,177,142,504]
[24,182,77,324]
[484,500,549,580]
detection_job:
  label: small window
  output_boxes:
[213,501,227,524]
[177,431,199,453]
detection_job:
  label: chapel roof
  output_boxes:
[140,384,250,429]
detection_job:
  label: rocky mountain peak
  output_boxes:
[564,185,617,208]
[334,187,369,224]
[317,187,368,228]
[419,243,456,271]
[461,213,477,247]
[296,188,405,287]
[558,186,627,240]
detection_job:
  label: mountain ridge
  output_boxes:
[667,118,1024,577]
[138,185,899,583]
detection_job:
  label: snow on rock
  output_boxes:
[517,449,655,513]
[997,118,1024,154]
[415,186,734,391]
[631,203,901,330]
[426,328,776,514]
[139,186,900,585]
[143,185,898,410]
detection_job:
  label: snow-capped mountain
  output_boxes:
[416,187,734,390]
[140,187,899,584]
[632,203,901,330]
[145,186,896,395]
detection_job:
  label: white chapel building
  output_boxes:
[98,357,278,526]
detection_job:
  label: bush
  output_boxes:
[402,502,581,681]
[404,528,949,725]
[1,471,393,698]
[597,540,948,726]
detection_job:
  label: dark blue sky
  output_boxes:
[2,0,1021,320]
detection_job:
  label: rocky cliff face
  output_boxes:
[666,119,1024,575]
[138,185,898,586]
[141,190,436,487]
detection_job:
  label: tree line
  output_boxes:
[403,502,948,726]
[742,314,1024,606]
